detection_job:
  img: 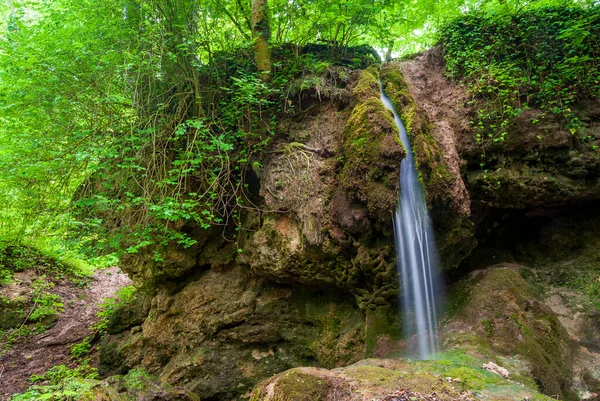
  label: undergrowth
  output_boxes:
[443,6,600,149]
[7,284,138,399]
[10,363,98,401]
[72,45,375,260]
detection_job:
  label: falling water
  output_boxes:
[379,82,442,360]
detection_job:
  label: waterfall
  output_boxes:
[379,81,442,360]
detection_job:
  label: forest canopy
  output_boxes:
[0,0,598,258]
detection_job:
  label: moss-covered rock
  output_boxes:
[105,291,152,335]
[250,356,554,401]
[119,225,238,291]
[239,66,406,311]
[341,68,404,224]
[444,267,576,400]
[250,370,332,401]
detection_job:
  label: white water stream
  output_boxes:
[380,82,441,359]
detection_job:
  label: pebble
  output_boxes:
[483,361,510,378]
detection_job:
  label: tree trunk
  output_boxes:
[251,0,271,82]
[385,41,394,62]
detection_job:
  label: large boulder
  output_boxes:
[444,267,577,400]
[249,357,554,401]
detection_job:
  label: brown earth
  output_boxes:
[0,267,131,400]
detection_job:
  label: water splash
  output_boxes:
[379,81,442,360]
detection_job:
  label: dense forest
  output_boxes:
[1,0,600,400]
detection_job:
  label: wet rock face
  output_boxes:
[380,61,477,270]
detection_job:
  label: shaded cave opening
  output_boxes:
[448,199,600,283]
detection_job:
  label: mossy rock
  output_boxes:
[250,356,554,401]
[244,213,400,312]
[341,68,404,225]
[105,292,152,335]
[119,224,238,291]
[445,267,577,400]
[250,370,331,401]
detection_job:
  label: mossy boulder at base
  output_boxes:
[250,357,555,401]
[444,267,576,400]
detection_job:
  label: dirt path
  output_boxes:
[0,267,131,400]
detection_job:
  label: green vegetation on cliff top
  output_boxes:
[0,0,596,258]
[443,6,600,147]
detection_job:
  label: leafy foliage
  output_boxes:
[11,363,98,401]
[443,6,600,147]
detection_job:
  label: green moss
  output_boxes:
[379,67,452,196]
[344,365,405,389]
[343,359,512,398]
[351,66,380,100]
[446,268,577,400]
[341,82,404,220]
[250,371,330,401]
[443,366,503,390]
[250,353,556,401]
[364,306,402,356]
[122,368,153,390]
